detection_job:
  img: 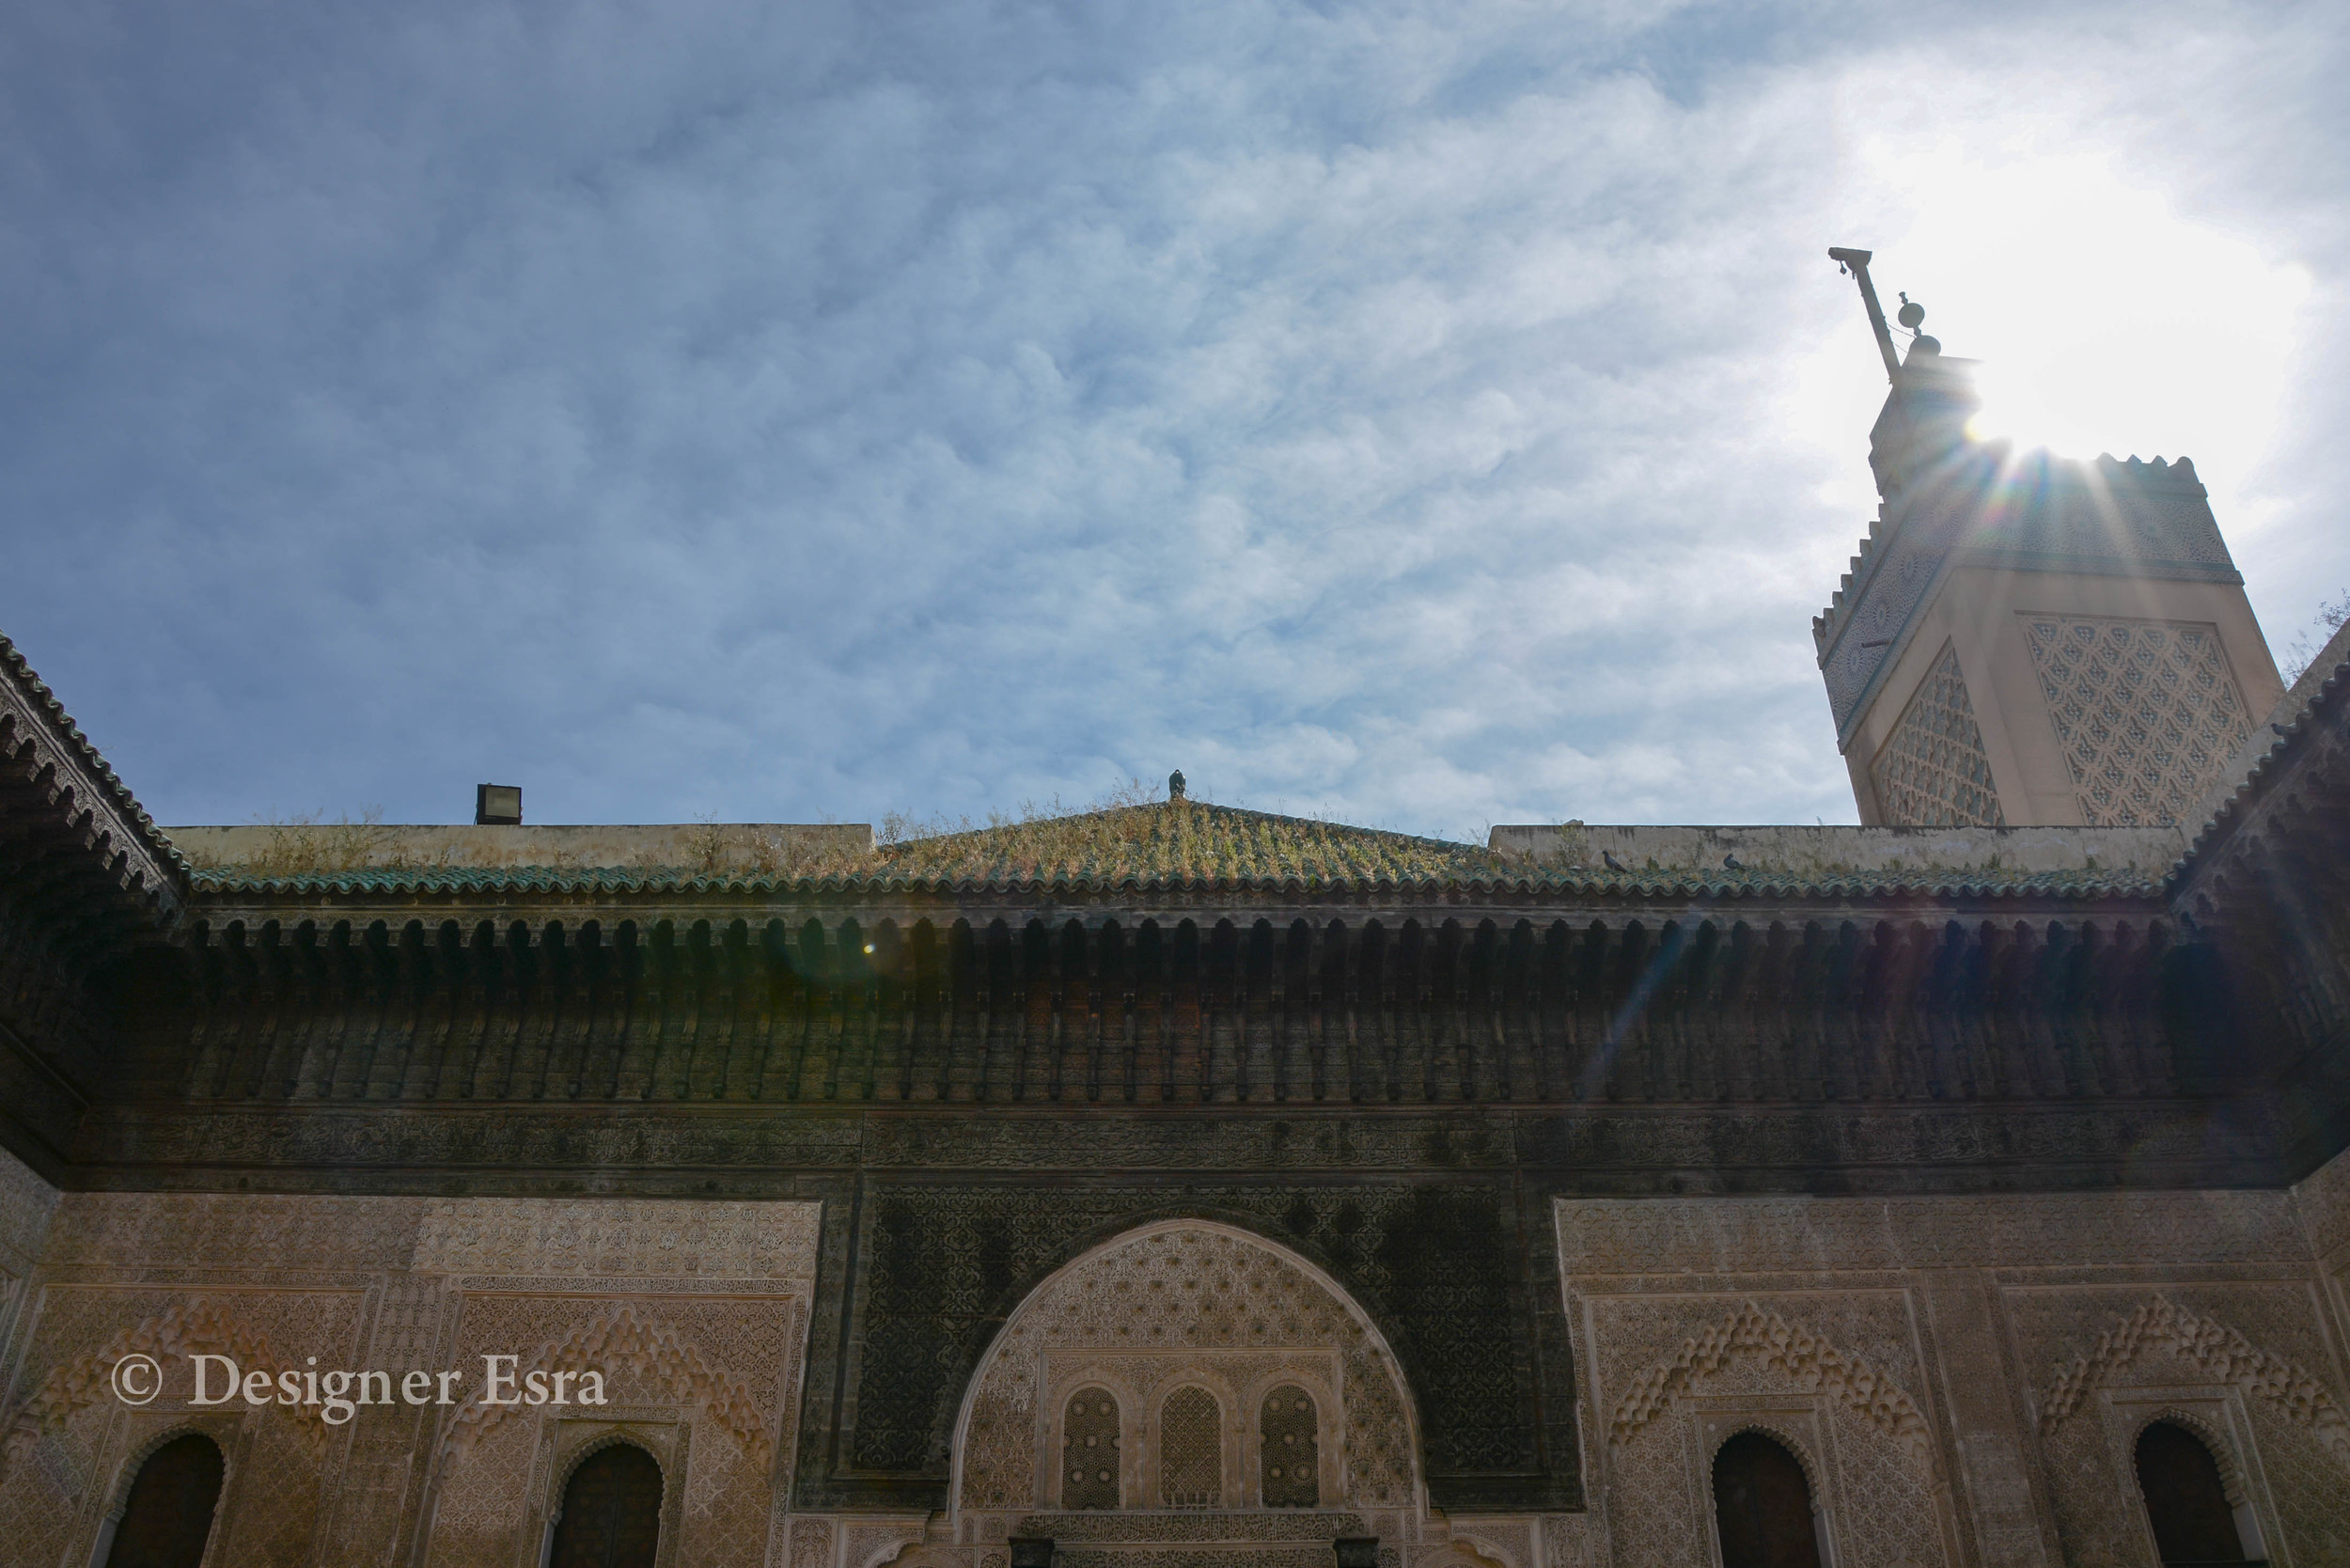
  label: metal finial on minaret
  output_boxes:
[1168,769,1186,800]
[1828,246,1902,382]
[1897,291,1939,356]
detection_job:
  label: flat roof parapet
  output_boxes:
[168,823,875,876]
[1487,823,2186,877]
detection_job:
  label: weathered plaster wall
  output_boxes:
[0,1153,820,1567]
[168,822,874,872]
[2295,1138,2350,1393]
[0,1148,57,1372]
[1559,1183,2350,1568]
[8,1140,2350,1568]
[1485,823,2183,876]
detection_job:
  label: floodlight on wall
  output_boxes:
[475,784,522,825]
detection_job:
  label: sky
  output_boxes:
[3,0,2344,840]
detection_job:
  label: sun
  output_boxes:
[1848,146,2310,478]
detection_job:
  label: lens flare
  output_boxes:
[1876,148,2309,470]
[1808,143,2311,498]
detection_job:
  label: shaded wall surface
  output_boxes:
[6,1143,2350,1567]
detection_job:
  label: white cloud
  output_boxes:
[0,0,2342,835]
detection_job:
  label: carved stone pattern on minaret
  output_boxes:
[1868,642,2005,827]
[1818,456,2240,739]
[1820,512,1960,729]
[2023,614,2252,826]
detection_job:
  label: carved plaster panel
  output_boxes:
[2094,1389,2275,1566]
[1034,1348,1341,1510]
[0,1147,57,1355]
[1574,1288,1950,1568]
[1554,1190,2310,1278]
[1557,1186,2350,1568]
[2010,1284,2350,1567]
[0,1188,821,1568]
[414,1196,822,1281]
[953,1221,1421,1531]
[2295,1140,2350,1356]
[0,1284,363,1568]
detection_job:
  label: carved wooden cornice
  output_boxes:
[0,632,188,945]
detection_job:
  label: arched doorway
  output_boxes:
[2135,1421,2248,1564]
[103,1433,225,1568]
[548,1442,664,1568]
[1712,1431,1822,1568]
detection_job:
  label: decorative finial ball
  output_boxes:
[1897,300,1926,330]
[1168,770,1186,800]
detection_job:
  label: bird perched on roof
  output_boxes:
[1723,853,1744,870]
[1602,851,1627,872]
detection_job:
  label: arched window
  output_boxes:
[1712,1431,1822,1568]
[2135,1421,2249,1564]
[1159,1386,1222,1508]
[1063,1388,1120,1509]
[548,1442,663,1568]
[103,1433,224,1568]
[1260,1385,1319,1507]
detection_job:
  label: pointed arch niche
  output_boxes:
[949,1219,1424,1533]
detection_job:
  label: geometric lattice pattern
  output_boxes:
[1260,1386,1319,1508]
[1869,642,2008,827]
[1159,1386,1222,1507]
[952,1221,1418,1519]
[2022,615,2251,826]
[1062,1389,1121,1510]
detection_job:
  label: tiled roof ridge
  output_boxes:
[882,797,1472,850]
[180,797,2169,901]
[0,630,192,887]
[186,863,2161,902]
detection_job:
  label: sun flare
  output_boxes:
[1834,145,2311,480]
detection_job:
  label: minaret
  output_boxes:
[1814,248,2284,827]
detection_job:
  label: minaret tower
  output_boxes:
[1814,247,2284,827]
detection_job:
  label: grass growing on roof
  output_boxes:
[873,778,1502,883]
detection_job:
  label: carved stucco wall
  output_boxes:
[2296,1139,2350,1371]
[1558,1189,2350,1568]
[0,1164,819,1568]
[1588,1287,1948,1568]
[952,1222,1419,1530]
[2017,1287,2349,1565]
[10,1145,2350,1568]
[0,1147,57,1375]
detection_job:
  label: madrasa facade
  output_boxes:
[4,290,2349,1568]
